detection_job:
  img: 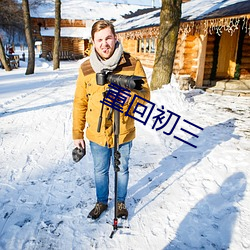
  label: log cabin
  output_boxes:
[31,18,92,60]
[115,0,250,90]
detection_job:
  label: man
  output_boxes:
[72,20,150,220]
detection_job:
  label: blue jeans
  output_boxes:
[89,140,132,205]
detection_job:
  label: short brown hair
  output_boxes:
[91,20,116,40]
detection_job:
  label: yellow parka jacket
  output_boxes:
[72,52,150,148]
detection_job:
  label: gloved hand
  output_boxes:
[72,140,86,162]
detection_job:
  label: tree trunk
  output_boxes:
[53,0,61,70]
[22,0,35,75]
[0,37,11,71]
[151,0,182,90]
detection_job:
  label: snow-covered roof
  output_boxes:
[115,0,250,33]
[114,8,160,32]
[30,0,151,20]
[40,27,91,39]
[182,0,250,21]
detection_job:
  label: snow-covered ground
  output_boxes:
[0,50,250,250]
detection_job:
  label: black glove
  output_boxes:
[72,146,86,162]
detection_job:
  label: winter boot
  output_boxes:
[117,202,128,219]
[87,202,108,220]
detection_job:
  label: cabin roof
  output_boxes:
[182,0,250,21]
[115,8,160,33]
[115,0,250,32]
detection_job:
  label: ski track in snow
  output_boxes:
[0,58,250,249]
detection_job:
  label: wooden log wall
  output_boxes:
[173,34,199,80]
[134,53,156,68]
[32,18,86,29]
[120,38,156,68]
[41,37,53,58]
[122,39,137,54]
[72,38,88,55]
[61,38,74,52]
[173,34,185,75]
[183,35,198,79]
[41,37,86,58]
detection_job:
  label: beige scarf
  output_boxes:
[90,41,123,73]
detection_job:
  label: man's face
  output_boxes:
[93,27,117,60]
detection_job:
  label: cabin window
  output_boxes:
[137,38,156,54]
[137,39,143,53]
[150,38,155,53]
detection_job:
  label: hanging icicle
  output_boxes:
[179,21,194,36]
[179,15,250,37]
[117,26,159,40]
[117,15,250,41]
[242,16,250,36]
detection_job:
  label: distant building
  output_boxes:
[31,18,92,60]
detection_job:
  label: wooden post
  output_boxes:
[139,39,142,53]
[195,32,207,88]
[144,38,146,54]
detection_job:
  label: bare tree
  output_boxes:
[0,0,24,38]
[151,0,182,90]
[29,0,47,8]
[53,0,61,70]
[0,37,11,71]
[0,0,23,71]
[22,0,35,75]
